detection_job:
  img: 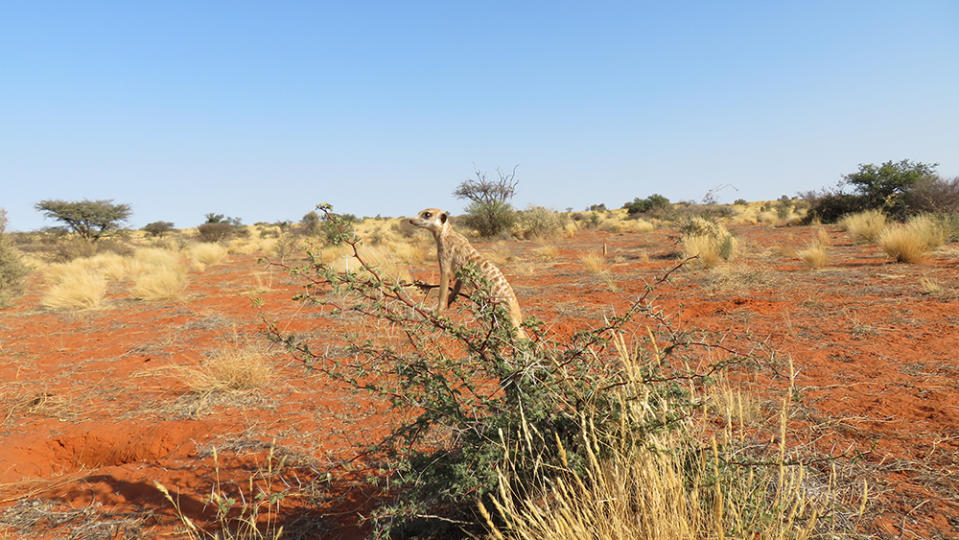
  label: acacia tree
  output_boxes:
[453,165,519,237]
[35,199,132,242]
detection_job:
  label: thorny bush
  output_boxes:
[264,204,778,538]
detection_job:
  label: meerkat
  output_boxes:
[409,208,527,339]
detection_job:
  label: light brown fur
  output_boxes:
[409,208,527,339]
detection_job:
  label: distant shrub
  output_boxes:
[197,222,234,243]
[586,203,607,211]
[0,210,31,307]
[143,221,175,238]
[733,198,748,206]
[806,160,941,223]
[624,194,671,216]
[902,175,959,215]
[299,211,321,236]
[802,191,865,224]
[839,209,887,243]
[567,212,593,229]
[845,159,938,219]
[454,166,519,237]
[775,196,793,219]
[513,206,566,239]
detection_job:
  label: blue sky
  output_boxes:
[2,1,957,231]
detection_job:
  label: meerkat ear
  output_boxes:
[440,212,448,224]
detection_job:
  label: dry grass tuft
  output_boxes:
[679,218,737,269]
[879,225,927,263]
[184,343,275,395]
[132,264,189,301]
[919,277,943,296]
[533,245,560,259]
[796,228,829,269]
[579,254,608,274]
[904,214,946,250]
[185,242,228,270]
[41,268,107,310]
[839,209,886,243]
[797,243,827,269]
[682,234,737,269]
[877,215,944,264]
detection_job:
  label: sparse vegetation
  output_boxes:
[259,205,839,538]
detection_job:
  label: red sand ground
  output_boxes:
[1,224,957,538]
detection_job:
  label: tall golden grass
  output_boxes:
[185,242,228,270]
[41,268,107,309]
[878,214,947,264]
[682,234,738,268]
[128,248,189,300]
[132,263,189,300]
[579,253,608,274]
[796,227,829,270]
[839,209,886,243]
[482,343,838,539]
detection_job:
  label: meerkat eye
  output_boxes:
[423,212,432,218]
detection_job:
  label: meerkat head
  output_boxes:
[408,208,449,235]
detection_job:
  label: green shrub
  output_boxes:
[802,191,866,224]
[624,193,671,216]
[844,159,937,218]
[0,210,31,307]
[320,212,356,245]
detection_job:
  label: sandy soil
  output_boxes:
[1,224,957,538]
